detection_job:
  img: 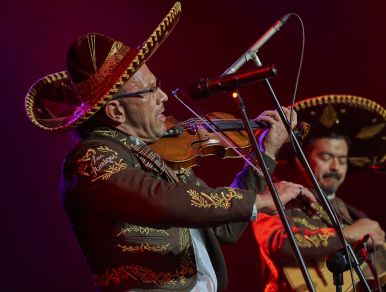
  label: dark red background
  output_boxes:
[2,0,385,290]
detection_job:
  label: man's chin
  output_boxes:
[151,129,165,142]
[321,184,338,196]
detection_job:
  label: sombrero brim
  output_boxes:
[25,2,182,132]
[293,94,386,168]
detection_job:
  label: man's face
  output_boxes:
[306,138,349,195]
[115,65,168,142]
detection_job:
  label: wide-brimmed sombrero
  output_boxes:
[293,94,386,169]
[25,2,181,132]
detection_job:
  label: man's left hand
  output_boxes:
[255,107,296,159]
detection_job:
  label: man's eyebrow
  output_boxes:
[318,151,333,155]
[318,151,348,158]
[144,79,157,88]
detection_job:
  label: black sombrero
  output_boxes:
[293,94,386,169]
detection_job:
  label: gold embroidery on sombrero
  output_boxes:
[187,187,243,209]
[106,41,123,60]
[319,104,338,128]
[76,146,127,182]
[74,44,132,101]
[95,262,196,287]
[293,95,386,119]
[25,71,69,130]
[87,34,97,72]
[25,2,182,132]
[356,122,385,139]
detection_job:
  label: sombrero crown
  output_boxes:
[25,2,181,132]
[293,94,386,168]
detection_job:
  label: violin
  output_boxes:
[149,112,309,171]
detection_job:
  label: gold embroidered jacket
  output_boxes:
[231,159,369,291]
[242,181,367,292]
[61,128,275,291]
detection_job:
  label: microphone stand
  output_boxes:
[229,90,316,292]
[249,53,371,292]
[221,17,315,287]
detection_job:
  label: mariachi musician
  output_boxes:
[24,2,318,291]
[237,95,386,291]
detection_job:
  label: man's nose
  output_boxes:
[329,157,339,171]
[156,88,168,104]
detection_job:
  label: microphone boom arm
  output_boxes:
[223,14,290,75]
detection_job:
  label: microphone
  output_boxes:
[189,64,277,99]
[223,13,291,75]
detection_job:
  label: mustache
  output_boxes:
[323,172,342,180]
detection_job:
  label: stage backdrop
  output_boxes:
[1,0,385,291]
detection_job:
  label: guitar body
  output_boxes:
[284,259,361,292]
[284,245,386,292]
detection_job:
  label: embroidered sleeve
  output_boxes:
[253,211,343,263]
[187,187,243,210]
[291,225,336,248]
[63,139,256,228]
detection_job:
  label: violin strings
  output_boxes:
[171,89,264,176]
[179,118,240,129]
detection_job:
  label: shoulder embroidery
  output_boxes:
[77,145,127,182]
[187,187,243,209]
[175,167,192,184]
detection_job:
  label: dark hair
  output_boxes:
[302,130,351,154]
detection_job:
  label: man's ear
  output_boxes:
[104,100,125,123]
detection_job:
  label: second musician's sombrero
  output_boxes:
[293,94,386,169]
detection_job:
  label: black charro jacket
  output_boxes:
[61,127,276,291]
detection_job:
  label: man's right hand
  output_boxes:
[343,218,385,247]
[255,181,316,215]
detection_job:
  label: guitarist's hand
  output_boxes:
[343,218,385,248]
[255,181,316,215]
